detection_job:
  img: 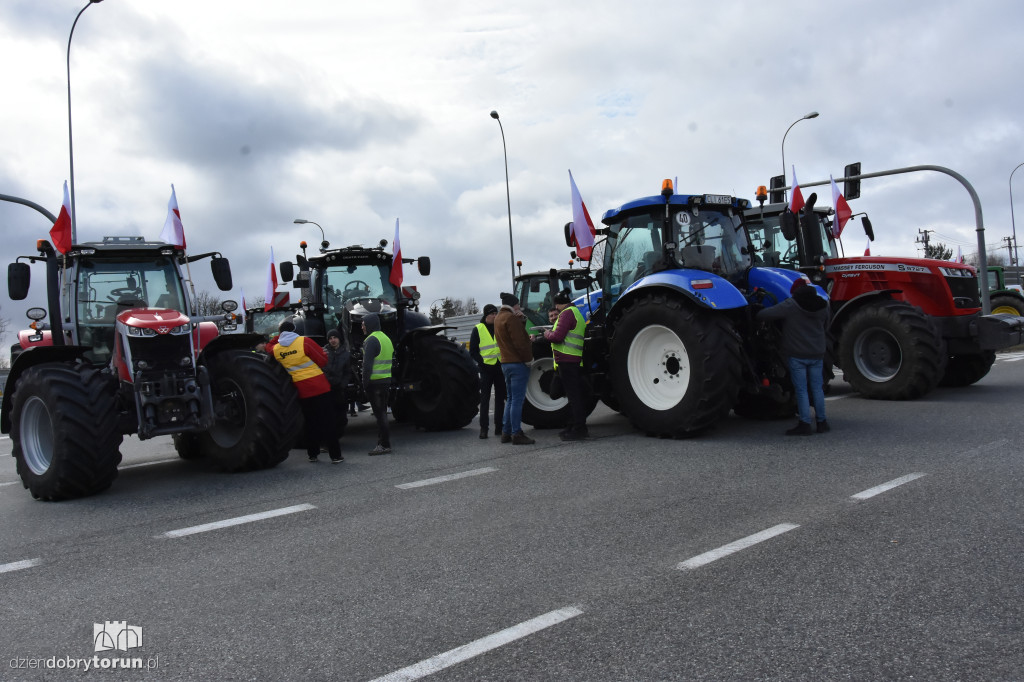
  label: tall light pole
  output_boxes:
[781,111,819,202]
[1010,162,1024,284]
[490,110,516,288]
[67,0,104,244]
[293,218,329,252]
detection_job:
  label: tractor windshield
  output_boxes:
[745,209,838,267]
[320,263,397,320]
[73,255,186,364]
[514,273,598,333]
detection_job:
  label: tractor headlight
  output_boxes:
[126,327,157,337]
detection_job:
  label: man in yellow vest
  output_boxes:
[542,290,588,441]
[470,303,506,439]
[360,313,393,455]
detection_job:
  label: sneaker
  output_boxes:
[331,456,344,463]
[368,445,391,456]
[358,403,371,412]
[816,420,830,433]
[349,411,358,417]
[320,446,329,454]
[308,455,319,463]
[511,431,535,445]
[479,427,489,439]
[500,433,512,444]
[785,421,814,436]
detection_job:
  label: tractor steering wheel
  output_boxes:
[345,280,371,292]
[108,287,141,300]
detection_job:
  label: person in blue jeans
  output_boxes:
[493,292,535,445]
[755,277,831,435]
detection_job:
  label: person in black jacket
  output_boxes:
[756,278,831,435]
[470,303,506,439]
[322,329,350,441]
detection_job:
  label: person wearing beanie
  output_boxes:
[361,313,393,455]
[755,277,831,435]
[322,328,351,441]
[542,289,588,441]
[266,319,343,463]
[494,293,535,445]
[470,303,506,439]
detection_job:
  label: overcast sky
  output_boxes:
[3,0,1024,351]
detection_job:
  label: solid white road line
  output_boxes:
[162,503,316,538]
[677,523,800,571]
[120,458,179,470]
[851,472,926,500]
[0,481,19,488]
[368,605,585,682]
[0,558,41,574]
[396,467,499,490]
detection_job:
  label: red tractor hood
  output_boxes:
[116,308,190,332]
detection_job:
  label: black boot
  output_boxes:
[479,426,488,439]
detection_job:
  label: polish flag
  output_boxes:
[159,184,186,249]
[788,166,805,214]
[389,218,403,288]
[49,181,72,254]
[830,175,853,239]
[264,247,278,312]
[239,287,247,321]
[864,241,871,257]
[569,170,596,261]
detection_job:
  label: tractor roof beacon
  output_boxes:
[2,236,301,501]
[277,238,479,431]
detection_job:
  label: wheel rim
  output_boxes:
[525,357,567,410]
[20,395,55,475]
[853,327,902,382]
[210,377,247,448]
[992,304,1021,316]
[627,324,690,410]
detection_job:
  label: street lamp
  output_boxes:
[1010,162,1024,283]
[293,218,329,252]
[67,0,104,244]
[780,111,819,202]
[490,110,516,288]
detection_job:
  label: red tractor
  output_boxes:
[2,236,301,500]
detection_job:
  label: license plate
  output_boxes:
[703,194,732,205]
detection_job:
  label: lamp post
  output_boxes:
[780,111,819,202]
[1010,162,1024,283]
[293,218,329,252]
[490,110,516,288]
[66,0,104,244]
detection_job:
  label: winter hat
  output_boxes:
[278,319,296,333]
[500,292,519,306]
[327,329,341,340]
[483,303,498,316]
[553,290,571,305]
[790,277,809,295]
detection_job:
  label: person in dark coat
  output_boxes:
[361,313,393,455]
[755,278,831,435]
[322,329,350,441]
[470,303,506,439]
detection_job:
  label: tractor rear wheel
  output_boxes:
[990,295,1024,317]
[608,294,741,437]
[938,351,996,387]
[522,343,597,429]
[198,351,300,471]
[402,334,478,430]
[10,363,123,500]
[838,301,945,400]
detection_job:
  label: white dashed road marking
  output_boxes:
[0,558,41,574]
[121,458,179,470]
[396,467,498,490]
[368,605,584,682]
[162,503,316,538]
[851,473,926,500]
[677,523,800,570]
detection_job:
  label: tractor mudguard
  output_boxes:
[1,345,89,433]
[618,269,748,312]
[197,332,268,360]
[747,267,828,307]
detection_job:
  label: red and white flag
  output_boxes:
[264,247,278,312]
[788,166,805,214]
[830,175,853,239]
[864,240,871,257]
[569,170,596,261]
[49,180,72,254]
[389,218,403,288]
[239,287,247,321]
[159,184,186,249]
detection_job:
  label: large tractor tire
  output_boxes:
[990,295,1024,317]
[522,344,597,429]
[198,351,301,471]
[172,433,205,460]
[401,334,478,430]
[608,294,741,438]
[838,301,946,400]
[938,351,996,387]
[10,363,123,501]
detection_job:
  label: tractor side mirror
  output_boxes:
[563,222,573,247]
[417,256,431,276]
[862,216,874,241]
[279,261,294,282]
[211,257,233,291]
[780,211,798,241]
[8,262,30,300]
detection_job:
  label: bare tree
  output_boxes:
[192,290,224,316]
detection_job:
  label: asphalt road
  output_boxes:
[2,352,1023,681]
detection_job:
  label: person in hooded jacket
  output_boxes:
[755,278,831,435]
[322,328,351,441]
[266,319,343,462]
[470,303,506,439]
[361,313,393,455]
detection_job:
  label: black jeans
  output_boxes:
[557,362,587,431]
[301,392,341,459]
[367,383,391,448]
[478,363,506,432]
[329,384,348,438]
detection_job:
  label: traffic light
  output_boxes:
[769,174,786,204]
[844,162,861,200]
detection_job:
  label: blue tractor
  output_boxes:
[559,180,824,437]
